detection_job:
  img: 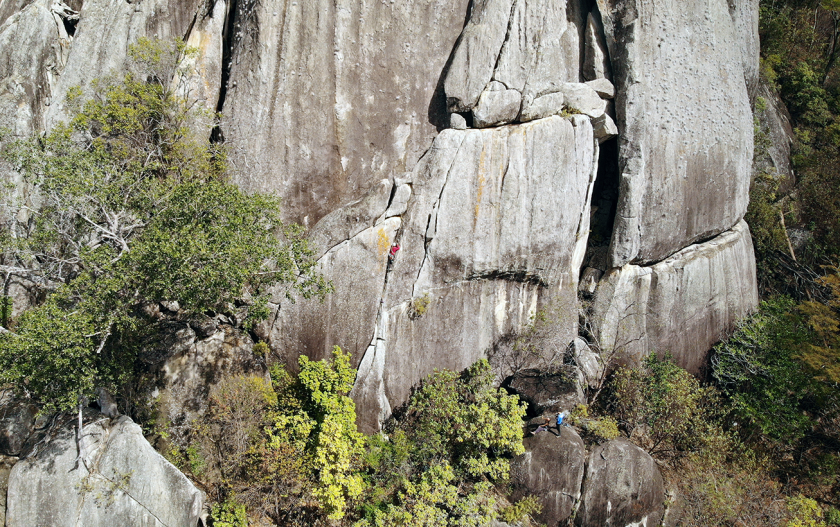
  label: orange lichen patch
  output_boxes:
[377,228,390,257]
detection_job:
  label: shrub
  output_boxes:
[611,352,724,458]
[712,297,816,443]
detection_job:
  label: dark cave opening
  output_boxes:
[580,137,619,287]
[62,16,78,37]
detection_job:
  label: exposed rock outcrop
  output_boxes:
[350,115,599,433]
[598,0,754,266]
[0,394,37,457]
[6,415,203,527]
[511,426,586,526]
[592,220,758,375]
[504,368,585,418]
[222,0,472,225]
[576,438,665,527]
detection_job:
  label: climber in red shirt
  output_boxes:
[389,243,400,262]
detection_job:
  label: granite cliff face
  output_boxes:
[0,0,758,434]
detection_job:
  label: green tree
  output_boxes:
[712,297,817,443]
[0,37,328,413]
[612,352,725,458]
[357,359,526,526]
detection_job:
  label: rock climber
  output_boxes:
[389,243,401,262]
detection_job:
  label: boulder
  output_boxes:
[472,87,522,128]
[592,112,618,143]
[6,416,203,527]
[592,220,758,375]
[520,91,565,122]
[599,0,755,266]
[511,426,586,525]
[503,368,584,417]
[586,77,615,99]
[576,438,665,527]
[560,82,607,118]
[450,112,468,130]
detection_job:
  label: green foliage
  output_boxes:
[612,352,724,457]
[786,495,828,527]
[798,267,840,384]
[211,499,248,527]
[0,37,328,412]
[408,293,432,319]
[294,347,366,520]
[712,297,817,442]
[583,415,620,442]
[499,496,542,524]
[357,359,526,526]
[182,347,364,525]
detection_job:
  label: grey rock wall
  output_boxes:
[221,0,472,226]
[599,0,754,267]
[592,220,758,375]
[511,427,586,525]
[6,415,202,527]
[0,0,762,443]
[345,115,599,433]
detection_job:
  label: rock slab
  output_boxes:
[6,415,202,527]
[592,220,758,375]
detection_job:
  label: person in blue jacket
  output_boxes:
[555,411,568,432]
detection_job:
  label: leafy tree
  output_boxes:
[0,37,328,413]
[611,352,725,458]
[357,359,526,526]
[798,267,840,383]
[183,347,365,525]
[712,297,817,443]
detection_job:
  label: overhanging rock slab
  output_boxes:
[592,220,758,375]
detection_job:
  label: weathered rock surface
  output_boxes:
[0,395,36,457]
[222,0,472,226]
[269,218,401,368]
[576,438,665,527]
[592,220,758,374]
[45,0,206,127]
[599,0,754,266]
[350,115,598,433]
[755,78,795,187]
[445,0,516,112]
[6,415,202,527]
[0,454,15,526]
[504,368,584,417]
[0,0,56,135]
[511,426,586,526]
[472,86,522,128]
[570,337,603,389]
[583,10,610,81]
